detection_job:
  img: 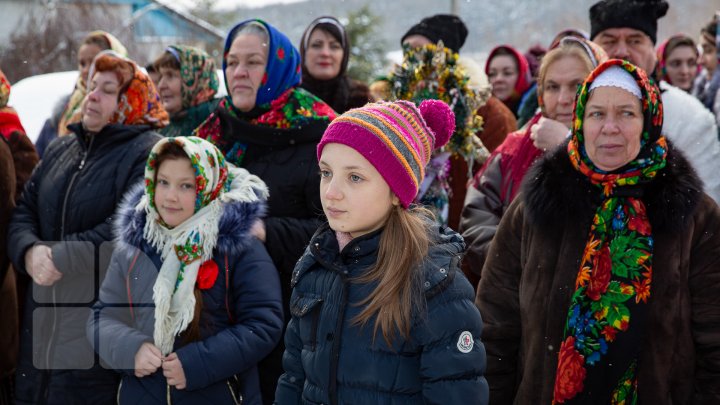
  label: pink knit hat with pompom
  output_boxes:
[317,99,455,208]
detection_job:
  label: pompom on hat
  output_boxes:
[317,100,455,208]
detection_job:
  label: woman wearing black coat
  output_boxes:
[7,51,168,404]
[194,19,337,403]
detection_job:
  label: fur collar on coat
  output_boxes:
[113,182,266,259]
[522,140,703,233]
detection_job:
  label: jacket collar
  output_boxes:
[68,122,151,150]
[522,139,703,233]
[291,221,466,295]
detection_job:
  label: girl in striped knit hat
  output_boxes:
[275,100,488,405]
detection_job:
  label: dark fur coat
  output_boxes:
[476,143,720,404]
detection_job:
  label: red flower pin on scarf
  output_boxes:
[197,259,219,290]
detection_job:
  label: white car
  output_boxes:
[9,69,227,143]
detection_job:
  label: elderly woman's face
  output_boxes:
[583,86,643,171]
[82,71,120,132]
[226,33,268,112]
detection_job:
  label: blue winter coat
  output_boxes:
[274,222,489,405]
[87,184,284,405]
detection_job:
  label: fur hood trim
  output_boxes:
[114,181,266,258]
[522,140,702,233]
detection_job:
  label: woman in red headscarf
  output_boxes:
[486,45,535,117]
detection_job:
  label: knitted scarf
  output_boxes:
[552,59,667,404]
[139,136,268,354]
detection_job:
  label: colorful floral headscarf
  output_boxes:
[59,30,128,136]
[166,45,219,110]
[223,19,301,108]
[74,50,169,129]
[0,69,10,109]
[553,59,667,404]
[140,136,268,354]
[0,69,26,139]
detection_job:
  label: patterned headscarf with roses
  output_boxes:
[140,136,268,354]
[553,59,667,404]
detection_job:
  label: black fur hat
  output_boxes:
[400,14,468,53]
[589,0,669,44]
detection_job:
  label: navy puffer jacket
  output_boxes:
[275,222,489,405]
[87,183,284,405]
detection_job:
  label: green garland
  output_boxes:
[388,42,490,166]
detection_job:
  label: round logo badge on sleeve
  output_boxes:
[457,331,474,353]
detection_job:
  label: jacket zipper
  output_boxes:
[116,378,123,404]
[60,135,94,236]
[227,380,242,404]
[328,267,348,405]
[41,136,94,402]
[166,384,172,404]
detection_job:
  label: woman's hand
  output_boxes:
[163,352,187,390]
[251,219,266,243]
[134,342,163,378]
[530,117,569,151]
[24,245,63,286]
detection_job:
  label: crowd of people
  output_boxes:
[1,0,719,404]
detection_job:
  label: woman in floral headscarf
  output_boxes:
[35,31,128,157]
[89,136,282,405]
[59,31,128,135]
[153,45,220,137]
[8,50,167,404]
[194,19,336,403]
[475,59,720,404]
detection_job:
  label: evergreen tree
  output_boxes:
[343,5,387,83]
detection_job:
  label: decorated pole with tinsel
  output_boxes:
[384,41,491,224]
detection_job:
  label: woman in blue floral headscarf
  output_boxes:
[194,19,336,403]
[476,59,720,404]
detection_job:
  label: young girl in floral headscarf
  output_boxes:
[153,46,220,137]
[89,136,283,404]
